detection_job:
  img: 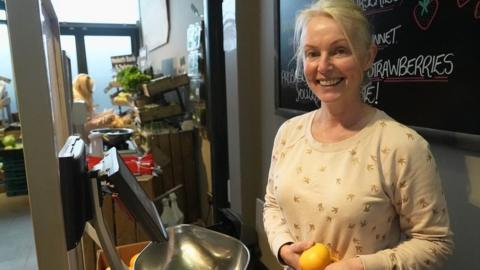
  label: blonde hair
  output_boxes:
[293,0,374,80]
[72,73,94,113]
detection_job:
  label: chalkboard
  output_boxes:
[275,0,480,135]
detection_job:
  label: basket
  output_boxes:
[0,148,28,196]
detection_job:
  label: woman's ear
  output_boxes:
[363,43,377,71]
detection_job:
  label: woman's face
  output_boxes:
[302,15,372,105]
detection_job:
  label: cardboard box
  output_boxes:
[96,241,149,270]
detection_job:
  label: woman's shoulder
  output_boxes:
[373,109,430,152]
[280,110,313,128]
[275,110,315,147]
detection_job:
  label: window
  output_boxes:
[0,0,5,20]
[59,35,78,76]
[50,0,139,24]
[53,0,140,111]
[0,25,16,113]
[84,36,132,113]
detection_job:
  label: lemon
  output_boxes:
[299,243,332,270]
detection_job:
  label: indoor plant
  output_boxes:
[115,66,151,95]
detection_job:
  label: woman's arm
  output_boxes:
[359,138,453,270]
[263,123,297,265]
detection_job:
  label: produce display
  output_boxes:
[1,134,22,150]
[112,91,132,106]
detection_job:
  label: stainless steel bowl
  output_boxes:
[134,224,250,270]
[89,128,134,148]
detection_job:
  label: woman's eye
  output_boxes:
[305,51,318,58]
[334,47,348,56]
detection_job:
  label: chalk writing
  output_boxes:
[459,0,480,19]
[362,81,380,104]
[281,70,297,87]
[281,70,319,106]
[373,25,402,49]
[457,0,471,8]
[295,86,320,106]
[369,53,454,79]
[354,0,402,15]
[355,0,402,10]
[475,1,480,19]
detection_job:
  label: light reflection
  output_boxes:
[465,155,480,208]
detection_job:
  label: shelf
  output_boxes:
[143,74,189,97]
[138,104,183,123]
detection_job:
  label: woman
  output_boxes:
[263,1,453,269]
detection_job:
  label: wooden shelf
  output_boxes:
[138,104,183,123]
[143,74,189,97]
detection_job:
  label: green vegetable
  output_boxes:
[2,135,16,147]
[115,66,151,94]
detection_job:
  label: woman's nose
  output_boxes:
[316,55,332,73]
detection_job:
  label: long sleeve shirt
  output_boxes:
[263,109,453,270]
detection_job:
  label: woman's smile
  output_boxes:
[316,77,344,87]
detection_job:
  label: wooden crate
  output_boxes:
[138,103,183,122]
[144,74,189,97]
[148,130,200,223]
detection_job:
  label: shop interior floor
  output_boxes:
[0,193,37,269]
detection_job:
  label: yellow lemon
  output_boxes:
[299,243,332,270]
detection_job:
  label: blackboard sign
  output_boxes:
[276,0,480,135]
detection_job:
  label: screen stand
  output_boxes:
[86,176,129,270]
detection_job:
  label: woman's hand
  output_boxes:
[279,240,315,269]
[324,257,364,270]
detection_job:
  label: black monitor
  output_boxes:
[58,136,92,250]
[98,147,168,242]
[58,136,167,251]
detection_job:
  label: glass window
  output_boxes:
[60,35,78,77]
[0,10,6,20]
[50,0,139,24]
[84,35,132,113]
[0,25,17,113]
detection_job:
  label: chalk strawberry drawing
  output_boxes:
[457,0,471,8]
[413,0,439,31]
[475,1,480,19]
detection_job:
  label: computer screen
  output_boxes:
[59,135,167,251]
[58,135,92,250]
[99,147,168,242]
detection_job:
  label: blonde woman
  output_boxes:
[263,1,453,269]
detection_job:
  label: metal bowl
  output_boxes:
[89,128,133,148]
[134,224,250,270]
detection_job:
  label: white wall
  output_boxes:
[142,0,204,75]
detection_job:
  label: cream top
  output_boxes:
[263,109,453,269]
